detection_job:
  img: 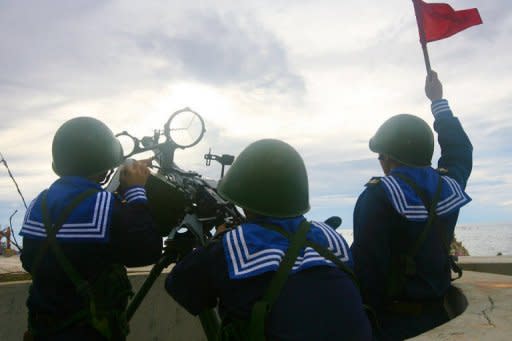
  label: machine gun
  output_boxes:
[106,108,242,340]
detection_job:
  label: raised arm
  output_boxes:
[425,71,473,188]
[111,160,163,266]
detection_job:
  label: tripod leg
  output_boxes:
[199,309,221,341]
[126,250,176,321]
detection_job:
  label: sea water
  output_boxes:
[338,223,512,256]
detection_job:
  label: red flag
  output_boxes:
[413,0,483,43]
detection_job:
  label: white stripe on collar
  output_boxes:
[225,221,349,278]
[20,191,113,240]
[380,175,470,220]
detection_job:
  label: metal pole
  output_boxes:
[8,210,22,252]
[126,248,177,321]
[126,244,221,341]
[420,42,432,75]
[198,310,221,341]
[0,152,28,209]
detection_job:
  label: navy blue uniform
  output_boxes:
[351,100,472,340]
[20,176,162,340]
[166,216,372,341]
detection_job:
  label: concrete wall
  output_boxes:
[0,279,29,340]
[0,274,206,341]
[128,275,206,341]
[459,256,512,276]
[412,271,512,340]
[2,268,511,340]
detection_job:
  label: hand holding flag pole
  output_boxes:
[412,0,483,76]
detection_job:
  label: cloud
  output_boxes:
[133,10,304,92]
[0,1,304,126]
[1,0,511,234]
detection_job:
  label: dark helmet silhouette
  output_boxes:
[218,139,310,217]
[52,117,124,176]
[369,114,434,167]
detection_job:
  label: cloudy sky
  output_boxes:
[1,0,511,237]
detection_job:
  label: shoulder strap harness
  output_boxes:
[219,220,361,341]
[387,173,462,300]
[29,189,131,340]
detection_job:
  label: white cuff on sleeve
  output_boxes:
[431,99,452,118]
[124,186,148,204]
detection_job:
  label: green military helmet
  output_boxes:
[369,114,434,167]
[52,117,124,176]
[217,139,310,218]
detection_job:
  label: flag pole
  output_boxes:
[412,0,433,76]
[420,42,432,75]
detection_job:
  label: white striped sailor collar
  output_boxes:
[19,177,113,242]
[379,166,471,222]
[222,216,352,279]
